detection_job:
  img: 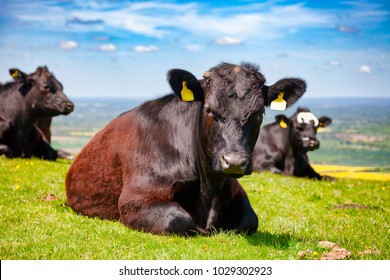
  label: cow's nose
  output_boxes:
[308,138,319,148]
[65,102,74,113]
[303,136,319,149]
[220,152,249,174]
[311,140,319,148]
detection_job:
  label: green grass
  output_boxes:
[0,156,389,260]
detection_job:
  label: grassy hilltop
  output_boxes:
[1,157,388,260]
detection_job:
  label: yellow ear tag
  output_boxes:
[11,70,19,79]
[279,119,288,128]
[181,81,194,102]
[270,92,287,111]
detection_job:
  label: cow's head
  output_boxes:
[9,66,74,117]
[168,62,306,177]
[276,107,332,152]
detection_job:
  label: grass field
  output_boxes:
[0,156,388,260]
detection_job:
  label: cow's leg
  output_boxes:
[222,192,258,234]
[207,179,258,234]
[267,166,283,174]
[257,163,283,174]
[119,191,199,235]
[56,149,74,160]
[32,138,58,160]
[304,165,334,181]
[0,121,14,157]
[0,144,11,156]
[295,155,334,180]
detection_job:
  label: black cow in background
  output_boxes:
[0,66,74,160]
[253,107,333,180]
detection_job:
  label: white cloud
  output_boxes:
[336,25,360,34]
[215,37,243,46]
[329,60,341,67]
[359,65,371,73]
[185,44,204,52]
[98,44,116,52]
[59,40,78,50]
[14,2,334,41]
[133,45,160,53]
[10,0,389,45]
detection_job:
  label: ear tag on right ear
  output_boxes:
[279,119,288,128]
[11,70,19,79]
[270,92,287,111]
[181,81,194,102]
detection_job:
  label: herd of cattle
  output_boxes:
[1,63,333,235]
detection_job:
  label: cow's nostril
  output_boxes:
[220,155,230,169]
[240,158,249,169]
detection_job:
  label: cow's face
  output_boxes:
[200,64,265,177]
[168,63,307,177]
[278,108,332,152]
[9,66,74,117]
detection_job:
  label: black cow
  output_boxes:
[66,62,306,235]
[253,107,333,180]
[0,66,74,159]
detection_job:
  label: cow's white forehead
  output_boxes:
[297,112,319,126]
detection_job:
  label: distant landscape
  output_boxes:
[51,97,390,171]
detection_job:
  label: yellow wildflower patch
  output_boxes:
[312,164,390,181]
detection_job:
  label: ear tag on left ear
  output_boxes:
[270,92,287,111]
[181,81,194,102]
[11,70,19,79]
[279,119,288,128]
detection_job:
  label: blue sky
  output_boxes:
[0,0,389,98]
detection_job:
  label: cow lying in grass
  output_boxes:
[66,62,306,235]
[0,66,74,160]
[253,107,333,180]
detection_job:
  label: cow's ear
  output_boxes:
[9,68,28,84]
[275,115,289,129]
[264,78,306,111]
[167,69,204,102]
[318,116,332,127]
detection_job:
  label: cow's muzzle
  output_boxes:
[63,102,75,115]
[302,137,319,150]
[220,152,249,175]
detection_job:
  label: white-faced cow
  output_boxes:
[253,107,333,180]
[0,66,74,159]
[66,62,306,235]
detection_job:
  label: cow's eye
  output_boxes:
[204,106,222,122]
